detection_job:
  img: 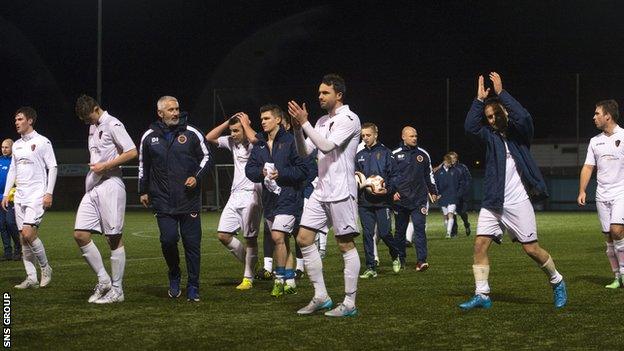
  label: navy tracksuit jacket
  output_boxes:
[392,143,438,264]
[355,142,400,269]
[245,126,308,222]
[139,119,211,289]
[464,90,548,213]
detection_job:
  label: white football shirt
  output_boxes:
[503,141,529,205]
[9,131,57,204]
[217,136,257,192]
[584,125,624,201]
[85,111,136,191]
[305,105,361,202]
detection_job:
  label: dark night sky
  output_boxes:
[2,0,624,166]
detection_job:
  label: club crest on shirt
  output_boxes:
[177,135,187,144]
[416,155,424,162]
[616,140,621,147]
[31,144,36,151]
[376,152,381,160]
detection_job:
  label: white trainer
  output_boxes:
[40,265,53,287]
[88,281,112,303]
[297,296,333,315]
[324,303,358,317]
[15,278,39,289]
[94,288,124,304]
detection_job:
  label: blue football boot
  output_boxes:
[459,294,492,310]
[553,280,567,309]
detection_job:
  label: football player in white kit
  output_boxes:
[72,95,137,303]
[578,99,624,288]
[206,112,262,290]
[289,74,362,317]
[460,73,567,310]
[2,107,57,289]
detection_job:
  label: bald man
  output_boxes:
[0,139,20,261]
[391,126,438,272]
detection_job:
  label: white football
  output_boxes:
[365,175,386,194]
[355,171,367,189]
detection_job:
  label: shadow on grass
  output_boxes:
[139,284,167,298]
[0,275,23,285]
[574,274,610,286]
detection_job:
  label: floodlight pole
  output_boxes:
[446,78,450,151]
[97,0,103,104]
[576,73,580,169]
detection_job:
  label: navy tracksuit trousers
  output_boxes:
[156,213,202,288]
[394,207,428,264]
[359,206,397,269]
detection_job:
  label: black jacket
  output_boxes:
[138,120,211,214]
[464,90,548,211]
[392,143,438,210]
[245,127,308,219]
[355,142,398,207]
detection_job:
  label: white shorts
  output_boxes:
[304,198,329,234]
[217,190,262,238]
[300,194,359,236]
[476,199,538,244]
[14,201,45,230]
[74,179,126,235]
[441,204,457,216]
[596,199,624,233]
[266,214,297,235]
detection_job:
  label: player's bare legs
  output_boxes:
[271,230,289,296]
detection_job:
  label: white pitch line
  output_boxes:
[130,230,160,238]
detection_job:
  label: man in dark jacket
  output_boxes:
[434,153,460,238]
[245,104,308,297]
[392,126,438,272]
[449,151,472,236]
[138,96,211,302]
[459,72,567,310]
[356,123,399,278]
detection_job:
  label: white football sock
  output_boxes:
[373,231,379,259]
[473,264,490,295]
[110,246,126,290]
[406,221,414,242]
[342,248,360,308]
[264,257,273,272]
[296,258,304,271]
[540,256,563,285]
[226,237,245,263]
[318,232,327,252]
[446,217,455,235]
[80,241,111,284]
[30,238,49,268]
[606,242,620,278]
[22,244,38,282]
[613,239,624,276]
[244,246,258,280]
[301,244,328,300]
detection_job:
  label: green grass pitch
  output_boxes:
[1,210,621,350]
